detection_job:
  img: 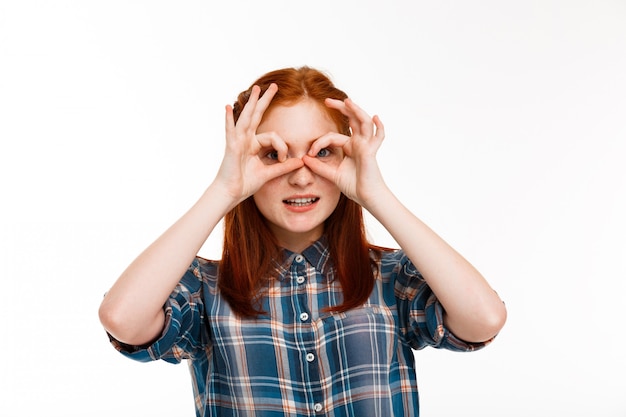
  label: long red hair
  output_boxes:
[219,66,379,317]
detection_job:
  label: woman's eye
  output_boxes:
[316,148,331,158]
[266,150,279,160]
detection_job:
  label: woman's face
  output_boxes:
[253,99,343,252]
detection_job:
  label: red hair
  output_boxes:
[219,67,379,317]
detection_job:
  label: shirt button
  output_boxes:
[314,403,323,412]
[296,276,306,284]
[306,353,315,362]
[295,254,304,263]
[299,312,309,322]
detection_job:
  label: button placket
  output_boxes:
[293,256,310,323]
[293,254,306,285]
[291,252,323,414]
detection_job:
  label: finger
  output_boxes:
[371,115,386,149]
[325,97,368,119]
[324,97,347,113]
[262,157,304,181]
[344,98,374,138]
[235,85,262,129]
[302,155,337,182]
[248,83,278,129]
[225,104,235,139]
[326,98,373,138]
[307,132,350,157]
[256,131,289,162]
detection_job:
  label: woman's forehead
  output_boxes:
[257,100,338,145]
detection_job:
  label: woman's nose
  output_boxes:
[288,163,314,187]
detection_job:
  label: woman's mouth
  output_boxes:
[283,197,320,207]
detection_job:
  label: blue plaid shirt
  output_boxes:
[109,237,491,416]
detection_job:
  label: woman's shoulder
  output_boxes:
[185,256,220,286]
[370,245,406,267]
[370,246,423,286]
[171,257,221,303]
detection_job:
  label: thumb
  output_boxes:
[262,157,304,181]
[302,155,336,183]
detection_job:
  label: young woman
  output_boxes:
[99,66,506,416]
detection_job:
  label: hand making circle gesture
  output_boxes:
[303,97,387,208]
[215,84,304,204]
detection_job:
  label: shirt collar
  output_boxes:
[274,235,334,280]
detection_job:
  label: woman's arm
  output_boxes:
[99,84,303,346]
[98,183,239,346]
[305,98,506,343]
[364,190,506,343]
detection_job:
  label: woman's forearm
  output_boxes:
[98,181,237,345]
[364,188,507,343]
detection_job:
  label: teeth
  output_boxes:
[284,197,318,206]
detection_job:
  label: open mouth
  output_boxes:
[283,197,320,207]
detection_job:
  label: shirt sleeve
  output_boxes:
[107,258,211,364]
[393,251,492,352]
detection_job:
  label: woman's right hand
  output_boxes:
[215,83,303,205]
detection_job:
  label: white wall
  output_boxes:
[1,1,624,415]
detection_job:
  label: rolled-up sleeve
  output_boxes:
[108,258,210,364]
[393,252,491,352]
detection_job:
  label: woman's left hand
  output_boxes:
[303,98,387,208]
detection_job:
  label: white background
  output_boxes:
[1,1,625,416]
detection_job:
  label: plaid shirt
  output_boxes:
[110,237,490,416]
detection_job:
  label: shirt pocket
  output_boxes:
[316,305,398,374]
